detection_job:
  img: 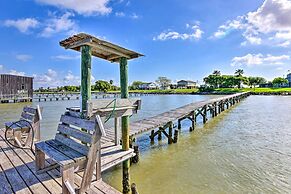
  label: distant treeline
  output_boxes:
[35,80,120,93]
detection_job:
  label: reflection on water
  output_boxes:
[1,95,290,193]
[0,95,215,139]
[103,96,291,194]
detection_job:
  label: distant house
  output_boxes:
[287,73,291,87]
[0,74,33,102]
[259,82,273,88]
[139,82,158,90]
[177,80,197,89]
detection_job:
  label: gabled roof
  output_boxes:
[177,80,196,83]
[59,33,144,63]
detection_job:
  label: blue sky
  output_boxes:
[1,0,291,88]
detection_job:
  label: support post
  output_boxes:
[173,129,178,143]
[158,128,162,141]
[203,106,207,124]
[168,123,173,144]
[150,130,155,144]
[120,57,130,194]
[191,114,195,130]
[81,45,92,112]
[177,119,181,130]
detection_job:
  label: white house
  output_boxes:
[139,82,158,90]
[177,80,197,89]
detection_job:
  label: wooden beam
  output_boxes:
[65,38,92,49]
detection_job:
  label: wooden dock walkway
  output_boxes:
[0,128,121,194]
[104,92,250,145]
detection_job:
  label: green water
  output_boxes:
[1,95,290,193]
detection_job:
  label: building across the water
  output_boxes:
[0,74,33,103]
[287,73,291,87]
[177,80,197,89]
[139,82,158,90]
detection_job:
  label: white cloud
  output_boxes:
[52,55,80,60]
[4,18,39,33]
[8,70,26,76]
[212,0,291,47]
[33,69,82,87]
[231,53,290,67]
[16,54,32,62]
[115,12,125,17]
[154,23,203,41]
[0,65,3,71]
[130,13,139,19]
[35,0,112,16]
[63,71,80,85]
[40,12,77,37]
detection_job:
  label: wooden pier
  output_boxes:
[106,92,250,144]
[0,92,249,193]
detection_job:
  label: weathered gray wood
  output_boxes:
[55,133,89,155]
[60,114,95,132]
[61,165,75,194]
[35,141,74,167]
[0,147,32,194]
[57,124,92,144]
[80,116,103,193]
[21,111,34,122]
[23,106,37,114]
[86,98,141,117]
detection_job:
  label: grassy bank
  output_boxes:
[35,87,291,95]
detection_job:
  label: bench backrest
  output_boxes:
[55,112,105,156]
[20,106,39,123]
[86,98,141,118]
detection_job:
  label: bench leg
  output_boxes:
[35,148,45,171]
[61,165,75,194]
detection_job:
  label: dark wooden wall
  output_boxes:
[0,74,33,99]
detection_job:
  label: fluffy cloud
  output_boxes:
[16,54,32,62]
[115,12,125,17]
[33,69,83,87]
[154,23,203,41]
[8,70,26,76]
[231,53,290,66]
[4,18,39,33]
[40,12,77,37]
[35,0,112,16]
[51,55,80,60]
[213,0,291,47]
[0,65,3,71]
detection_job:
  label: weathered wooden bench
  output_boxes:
[35,112,106,194]
[5,105,42,148]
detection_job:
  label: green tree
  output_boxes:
[235,69,244,77]
[204,74,222,88]
[272,77,288,87]
[94,80,111,92]
[109,80,114,85]
[212,70,221,76]
[156,76,171,89]
[130,81,145,90]
[248,77,267,88]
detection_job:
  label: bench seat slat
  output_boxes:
[57,124,92,144]
[55,133,89,155]
[35,141,74,167]
[45,139,87,165]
